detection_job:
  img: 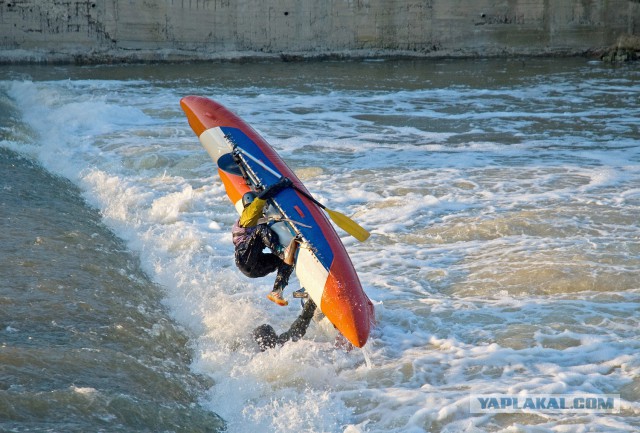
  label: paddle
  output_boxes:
[234,148,370,242]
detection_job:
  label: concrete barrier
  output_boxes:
[1,0,639,63]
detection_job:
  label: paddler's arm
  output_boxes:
[239,177,293,227]
[239,198,267,227]
[252,300,317,351]
[276,299,317,345]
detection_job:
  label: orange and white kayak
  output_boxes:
[180,96,374,348]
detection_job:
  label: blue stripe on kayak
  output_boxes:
[220,126,334,271]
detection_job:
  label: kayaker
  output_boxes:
[232,176,300,306]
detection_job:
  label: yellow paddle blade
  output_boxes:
[325,208,370,242]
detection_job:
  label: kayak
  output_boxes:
[180,96,374,348]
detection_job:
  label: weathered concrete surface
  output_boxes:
[0,0,639,63]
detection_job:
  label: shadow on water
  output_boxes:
[0,147,225,432]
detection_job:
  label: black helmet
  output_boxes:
[242,191,257,208]
[253,324,278,351]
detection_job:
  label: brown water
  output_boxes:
[0,147,224,432]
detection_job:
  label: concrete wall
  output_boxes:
[1,0,639,63]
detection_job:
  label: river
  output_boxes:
[1,58,639,432]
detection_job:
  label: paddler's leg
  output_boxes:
[266,239,300,306]
[236,244,276,278]
[282,236,300,266]
[236,225,280,278]
[251,224,300,264]
[249,225,300,307]
[253,224,290,259]
[267,261,293,306]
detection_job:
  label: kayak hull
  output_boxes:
[180,95,374,348]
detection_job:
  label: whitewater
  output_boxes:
[1,58,639,432]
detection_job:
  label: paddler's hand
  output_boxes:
[258,177,292,200]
